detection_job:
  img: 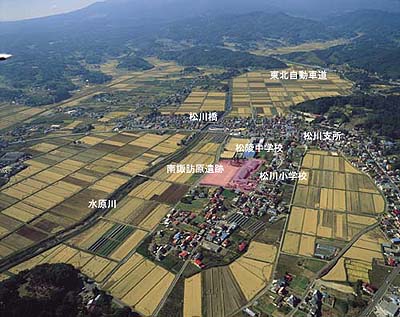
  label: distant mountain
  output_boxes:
[325,10,400,39]
[159,12,344,46]
[282,11,400,79]
[266,0,400,17]
[0,0,277,37]
[0,1,398,106]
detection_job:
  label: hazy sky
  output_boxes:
[0,0,103,21]
[1,0,399,22]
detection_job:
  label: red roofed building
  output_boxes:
[388,257,396,266]
[238,241,248,252]
[194,259,205,269]
[179,251,189,260]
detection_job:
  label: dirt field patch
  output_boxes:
[203,266,247,317]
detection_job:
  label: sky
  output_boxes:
[0,0,103,21]
[1,0,399,22]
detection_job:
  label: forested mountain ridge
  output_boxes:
[283,10,400,79]
[0,6,338,107]
[294,94,400,139]
[158,12,345,46]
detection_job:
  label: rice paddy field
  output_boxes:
[230,70,352,117]
[220,137,251,159]
[60,59,186,110]
[184,274,202,317]
[0,59,200,139]
[102,253,175,316]
[322,228,388,283]
[67,218,147,260]
[0,130,229,316]
[229,242,276,300]
[173,90,226,114]
[7,243,118,283]
[153,133,224,184]
[4,246,174,316]
[101,58,184,82]
[0,104,43,130]
[283,150,385,257]
[0,131,187,258]
[181,241,277,317]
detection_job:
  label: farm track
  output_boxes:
[287,221,380,317]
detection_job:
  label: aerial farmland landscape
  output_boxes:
[0,0,400,317]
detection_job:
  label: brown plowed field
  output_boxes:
[202,267,246,317]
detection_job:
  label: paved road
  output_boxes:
[316,222,380,279]
[1,65,172,134]
[152,140,229,316]
[227,146,308,317]
[360,266,400,317]
[288,221,380,317]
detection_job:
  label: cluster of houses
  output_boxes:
[381,212,400,266]
[152,187,247,268]
[220,115,300,141]
[151,179,289,269]
[340,131,400,209]
[112,69,240,131]
[374,285,400,317]
[303,290,324,317]
[151,227,205,268]
[80,278,110,314]
[115,113,210,131]
[194,160,290,252]
[270,274,301,309]
[336,131,400,267]
[298,287,338,317]
[231,186,287,225]
[0,151,30,186]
